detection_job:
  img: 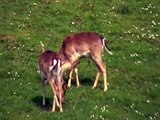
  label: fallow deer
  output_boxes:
[39,42,67,112]
[58,32,113,92]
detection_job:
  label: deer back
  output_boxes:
[60,32,104,60]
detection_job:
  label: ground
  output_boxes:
[0,0,160,120]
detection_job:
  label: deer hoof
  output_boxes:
[51,110,55,112]
[77,84,81,88]
[60,109,63,112]
[92,86,96,89]
[42,102,46,106]
[68,84,71,88]
[104,87,108,92]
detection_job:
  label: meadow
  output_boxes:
[0,0,160,120]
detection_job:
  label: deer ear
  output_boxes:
[49,59,57,71]
[53,59,57,66]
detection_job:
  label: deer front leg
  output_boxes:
[48,80,60,112]
[42,83,46,106]
[68,67,80,88]
[42,79,47,106]
[52,97,56,112]
[68,69,74,88]
[74,67,80,87]
[59,102,63,112]
[58,90,63,112]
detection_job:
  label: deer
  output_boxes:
[57,32,113,92]
[39,42,68,112]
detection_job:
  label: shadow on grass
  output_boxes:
[65,77,94,87]
[31,96,51,111]
[65,77,105,91]
[31,78,103,111]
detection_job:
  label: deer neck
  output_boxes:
[58,48,68,65]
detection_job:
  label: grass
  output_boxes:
[0,0,160,120]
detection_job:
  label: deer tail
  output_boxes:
[102,38,113,55]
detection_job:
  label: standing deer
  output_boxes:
[58,32,112,92]
[39,42,67,112]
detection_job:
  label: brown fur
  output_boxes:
[58,32,112,91]
[39,49,67,112]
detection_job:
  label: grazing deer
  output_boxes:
[39,42,67,112]
[58,32,113,92]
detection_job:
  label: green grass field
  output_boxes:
[0,0,160,120]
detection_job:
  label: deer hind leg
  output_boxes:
[92,71,101,89]
[92,56,108,92]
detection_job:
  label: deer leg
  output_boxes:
[41,73,46,106]
[68,67,80,88]
[92,57,108,91]
[48,80,60,112]
[59,99,63,112]
[63,60,80,88]
[74,67,80,87]
[58,85,63,112]
[42,80,46,106]
[92,71,101,89]
[52,97,56,112]
[68,69,74,87]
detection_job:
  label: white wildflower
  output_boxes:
[152,20,156,25]
[90,114,94,118]
[94,105,98,109]
[135,110,138,113]
[154,84,157,87]
[149,116,153,120]
[32,3,38,6]
[71,21,75,25]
